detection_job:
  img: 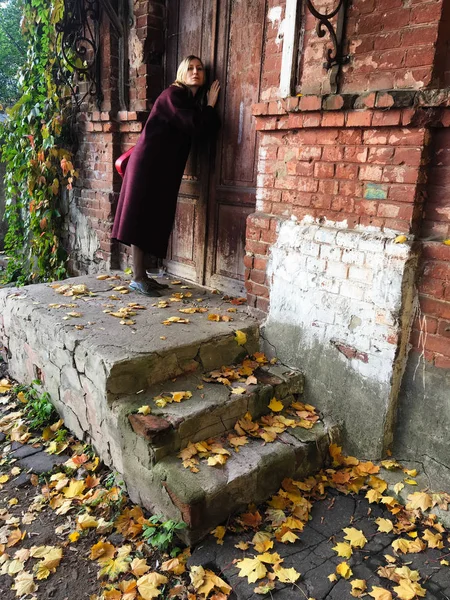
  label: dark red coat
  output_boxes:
[112,84,219,257]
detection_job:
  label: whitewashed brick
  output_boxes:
[336,230,359,249]
[348,265,373,283]
[340,281,366,301]
[385,241,411,259]
[326,261,348,279]
[358,236,386,254]
[341,249,365,266]
[316,275,341,294]
[302,241,321,257]
[320,245,342,261]
[306,256,327,273]
[314,227,338,244]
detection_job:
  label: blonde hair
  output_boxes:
[174,55,205,87]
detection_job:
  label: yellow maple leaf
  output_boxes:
[231,386,247,395]
[90,541,116,562]
[391,538,410,554]
[443,239,450,245]
[273,565,300,583]
[393,579,426,600]
[212,526,226,545]
[280,530,299,543]
[234,330,247,346]
[98,547,131,581]
[404,478,417,485]
[63,479,86,499]
[252,531,273,553]
[207,454,229,466]
[394,235,407,244]
[368,586,393,600]
[328,573,337,582]
[394,481,405,495]
[137,572,169,599]
[161,556,186,575]
[77,513,98,529]
[350,579,367,597]
[189,565,231,597]
[332,542,352,559]
[406,491,432,512]
[440,559,449,566]
[130,557,150,577]
[137,405,151,415]
[0,474,9,484]
[0,378,12,394]
[336,562,353,579]
[236,556,268,583]
[268,397,284,412]
[257,551,282,565]
[403,468,417,477]
[422,528,443,549]
[343,527,367,548]
[235,541,249,550]
[13,571,37,596]
[376,518,394,533]
[68,531,80,543]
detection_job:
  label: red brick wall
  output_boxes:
[264,0,445,99]
[410,128,450,369]
[67,0,165,273]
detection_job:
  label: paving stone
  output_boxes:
[189,490,450,600]
[10,442,43,459]
[17,450,69,474]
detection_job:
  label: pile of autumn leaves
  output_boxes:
[1,373,450,600]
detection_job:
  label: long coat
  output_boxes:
[112,84,219,258]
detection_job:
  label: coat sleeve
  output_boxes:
[158,86,220,137]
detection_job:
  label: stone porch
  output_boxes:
[0,274,338,543]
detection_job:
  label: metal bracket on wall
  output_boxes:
[55,0,129,110]
[305,0,350,93]
[55,0,103,109]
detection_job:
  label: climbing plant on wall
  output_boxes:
[1,0,77,284]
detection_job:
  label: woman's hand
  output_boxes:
[207,80,220,107]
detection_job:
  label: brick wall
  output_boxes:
[409,128,450,369]
[263,0,445,99]
[65,0,165,273]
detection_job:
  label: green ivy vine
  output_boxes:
[1,0,77,284]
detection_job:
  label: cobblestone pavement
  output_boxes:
[189,489,450,600]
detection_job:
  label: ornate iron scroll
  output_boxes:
[305,0,349,91]
[55,0,103,108]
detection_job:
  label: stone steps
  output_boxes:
[0,274,338,543]
[137,423,334,545]
[112,363,304,461]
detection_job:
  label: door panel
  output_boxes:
[164,0,215,282]
[165,0,265,294]
[205,0,265,294]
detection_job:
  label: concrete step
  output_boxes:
[131,422,337,545]
[111,363,304,460]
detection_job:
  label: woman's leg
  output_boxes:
[131,244,146,281]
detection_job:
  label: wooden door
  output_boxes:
[165,0,265,295]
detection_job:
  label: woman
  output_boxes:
[112,56,220,297]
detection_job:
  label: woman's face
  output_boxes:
[184,59,205,88]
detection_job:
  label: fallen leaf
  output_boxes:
[137,405,151,415]
[376,518,394,533]
[236,556,267,583]
[90,541,116,562]
[332,542,352,559]
[234,330,247,346]
[130,557,150,577]
[368,587,393,600]
[406,491,432,512]
[343,527,367,548]
[336,562,353,579]
[273,565,300,583]
[394,235,407,244]
[137,572,169,599]
[393,579,426,600]
[268,397,284,412]
[13,571,37,596]
[190,565,231,597]
[350,579,367,598]
[422,528,443,549]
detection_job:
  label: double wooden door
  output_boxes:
[164,0,265,295]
